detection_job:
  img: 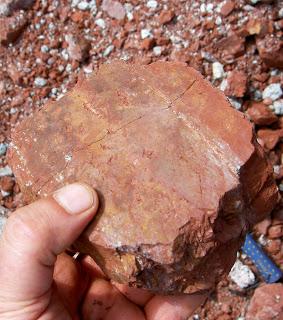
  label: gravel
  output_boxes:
[262,83,282,101]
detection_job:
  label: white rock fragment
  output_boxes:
[262,83,282,101]
[0,165,13,177]
[229,97,242,110]
[215,16,222,25]
[229,259,256,288]
[153,46,162,56]
[206,3,214,13]
[250,0,261,4]
[0,143,7,156]
[219,79,228,91]
[273,99,283,115]
[212,62,224,80]
[34,77,47,87]
[124,3,133,21]
[146,0,158,9]
[258,234,267,246]
[141,29,152,39]
[95,18,106,29]
[0,3,9,16]
[279,8,283,19]
[103,45,114,57]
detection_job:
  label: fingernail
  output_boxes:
[53,183,95,215]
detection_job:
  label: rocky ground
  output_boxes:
[0,0,282,319]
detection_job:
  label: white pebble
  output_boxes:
[262,83,282,101]
[215,16,222,25]
[77,1,90,10]
[34,77,47,87]
[279,8,283,19]
[212,61,224,80]
[200,3,206,13]
[273,99,283,115]
[95,18,106,29]
[103,45,114,57]
[0,165,13,177]
[251,0,261,3]
[141,29,152,39]
[147,0,158,9]
[206,3,214,13]
[229,97,242,110]
[0,143,7,156]
[41,45,49,53]
[153,46,162,56]
[229,259,256,288]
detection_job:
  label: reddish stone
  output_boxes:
[268,225,283,239]
[272,209,283,226]
[246,102,278,126]
[101,0,126,20]
[141,38,156,51]
[158,10,175,25]
[246,284,283,320]
[0,176,14,192]
[8,62,278,294]
[220,0,235,17]
[0,13,27,45]
[245,19,265,36]
[216,34,245,60]
[257,129,283,150]
[256,36,283,70]
[225,70,247,98]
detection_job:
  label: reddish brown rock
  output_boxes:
[246,284,283,320]
[268,225,283,239]
[220,0,235,17]
[216,34,245,61]
[141,38,156,51]
[257,129,283,150]
[254,216,272,235]
[0,13,27,45]
[246,102,278,126]
[8,62,278,294]
[225,70,247,98]
[159,10,175,25]
[256,36,283,70]
[0,176,15,193]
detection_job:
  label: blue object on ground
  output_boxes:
[242,233,282,283]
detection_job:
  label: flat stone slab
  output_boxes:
[8,61,278,294]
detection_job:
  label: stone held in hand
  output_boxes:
[8,61,278,294]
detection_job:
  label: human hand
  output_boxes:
[0,183,206,320]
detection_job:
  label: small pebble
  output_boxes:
[103,45,114,57]
[262,83,282,101]
[141,29,152,39]
[229,259,256,288]
[153,46,162,56]
[0,166,13,177]
[0,143,7,156]
[212,61,224,80]
[273,99,283,115]
[34,77,47,87]
[95,18,106,29]
[146,0,158,9]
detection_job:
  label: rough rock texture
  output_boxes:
[8,61,278,294]
[246,284,283,320]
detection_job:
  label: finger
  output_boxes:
[0,183,98,307]
[81,255,107,279]
[81,278,145,320]
[112,282,153,306]
[145,293,207,320]
[54,253,89,318]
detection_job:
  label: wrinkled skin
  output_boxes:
[0,183,206,320]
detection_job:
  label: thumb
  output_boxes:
[0,183,98,303]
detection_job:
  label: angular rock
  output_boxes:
[216,34,245,60]
[257,128,283,150]
[158,9,175,25]
[0,13,27,45]
[220,0,235,17]
[246,101,278,126]
[8,62,278,294]
[225,70,247,98]
[246,284,283,320]
[256,36,283,70]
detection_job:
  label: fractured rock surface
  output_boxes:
[8,61,278,294]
